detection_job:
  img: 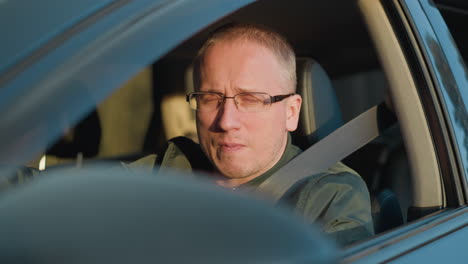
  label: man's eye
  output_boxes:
[240,95,263,104]
[199,95,219,104]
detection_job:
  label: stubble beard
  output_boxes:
[207,133,287,181]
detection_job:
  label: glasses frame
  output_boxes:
[186,92,296,112]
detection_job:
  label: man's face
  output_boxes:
[196,39,301,185]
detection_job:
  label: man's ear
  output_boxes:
[286,94,302,132]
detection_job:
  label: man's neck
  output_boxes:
[215,173,262,188]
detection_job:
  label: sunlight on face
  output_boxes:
[196,39,300,186]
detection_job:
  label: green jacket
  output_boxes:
[1,137,374,246]
[125,136,374,246]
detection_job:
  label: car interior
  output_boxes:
[24,0,467,246]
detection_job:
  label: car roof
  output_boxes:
[0,0,115,75]
[166,0,379,78]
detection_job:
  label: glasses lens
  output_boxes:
[236,93,269,112]
[190,93,221,111]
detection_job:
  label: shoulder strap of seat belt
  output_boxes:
[257,103,396,202]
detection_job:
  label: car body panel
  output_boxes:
[0,0,115,74]
[344,207,467,263]
[391,217,468,263]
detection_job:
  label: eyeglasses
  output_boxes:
[186,92,295,113]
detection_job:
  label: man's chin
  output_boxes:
[215,162,253,179]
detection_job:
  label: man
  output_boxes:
[130,23,374,246]
[4,23,373,246]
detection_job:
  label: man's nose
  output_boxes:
[217,98,241,131]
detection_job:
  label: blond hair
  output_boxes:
[193,23,296,92]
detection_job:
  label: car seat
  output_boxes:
[292,58,343,149]
[294,58,403,234]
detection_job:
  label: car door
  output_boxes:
[343,0,468,262]
[1,0,467,263]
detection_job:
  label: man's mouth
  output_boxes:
[218,143,245,152]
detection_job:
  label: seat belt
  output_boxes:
[257,103,396,202]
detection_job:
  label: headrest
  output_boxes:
[293,58,343,149]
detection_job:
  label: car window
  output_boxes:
[26,0,415,246]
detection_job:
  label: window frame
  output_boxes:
[344,0,468,261]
